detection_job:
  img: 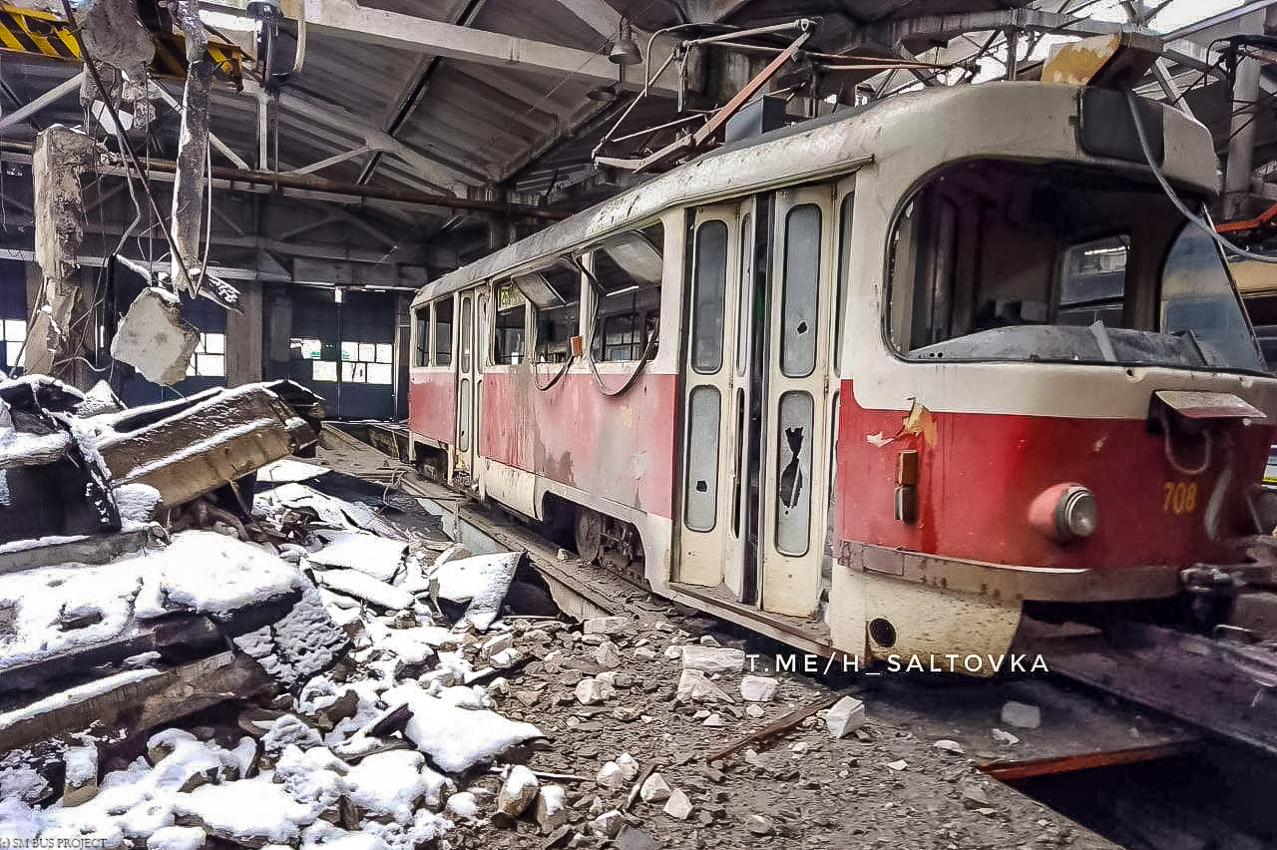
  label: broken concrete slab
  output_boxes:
[315,570,414,612]
[308,532,407,583]
[663,788,693,820]
[110,288,201,386]
[535,783,569,833]
[430,551,521,631]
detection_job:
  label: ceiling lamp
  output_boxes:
[609,19,642,66]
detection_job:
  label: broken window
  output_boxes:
[587,223,664,363]
[684,385,721,532]
[1,319,27,373]
[185,332,225,378]
[493,284,527,365]
[887,159,1266,373]
[775,390,813,556]
[690,219,728,374]
[433,299,453,367]
[414,307,429,367]
[339,340,393,384]
[781,205,821,378]
[511,261,579,363]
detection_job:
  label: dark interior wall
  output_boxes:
[286,288,397,420]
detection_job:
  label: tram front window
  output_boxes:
[887,159,1265,374]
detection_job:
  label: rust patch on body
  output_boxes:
[896,399,938,448]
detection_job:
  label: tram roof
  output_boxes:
[414,81,1208,306]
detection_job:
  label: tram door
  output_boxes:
[678,188,837,621]
[454,286,488,485]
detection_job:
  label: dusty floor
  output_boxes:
[443,610,1119,850]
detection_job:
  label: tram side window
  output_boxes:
[494,283,527,365]
[513,261,580,363]
[588,223,664,362]
[414,307,429,367]
[433,299,453,366]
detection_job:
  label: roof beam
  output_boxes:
[294,0,678,93]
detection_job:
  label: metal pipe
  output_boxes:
[0,72,84,133]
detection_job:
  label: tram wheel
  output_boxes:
[575,507,604,564]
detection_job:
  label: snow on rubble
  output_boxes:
[0,477,557,850]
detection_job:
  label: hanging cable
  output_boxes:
[58,0,197,292]
[1126,89,1277,264]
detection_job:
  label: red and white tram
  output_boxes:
[407,80,1277,668]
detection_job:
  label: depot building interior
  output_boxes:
[6,1,1277,849]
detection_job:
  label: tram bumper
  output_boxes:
[838,542,1184,675]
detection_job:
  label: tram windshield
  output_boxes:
[888,159,1266,374]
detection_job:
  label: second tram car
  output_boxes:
[407,80,1277,668]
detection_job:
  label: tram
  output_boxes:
[407,79,1277,668]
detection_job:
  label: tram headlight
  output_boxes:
[1055,486,1097,541]
[1029,483,1097,544]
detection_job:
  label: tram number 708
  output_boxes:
[1162,481,1198,515]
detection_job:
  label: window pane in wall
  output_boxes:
[366,363,393,384]
[4,320,25,341]
[376,343,393,364]
[341,342,358,362]
[200,354,225,377]
[204,332,225,354]
[6,342,23,368]
[781,204,822,378]
[358,343,375,362]
[313,360,337,381]
[691,219,728,374]
[292,338,322,360]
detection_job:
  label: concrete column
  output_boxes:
[226,280,263,385]
[264,287,293,380]
[1224,21,1265,220]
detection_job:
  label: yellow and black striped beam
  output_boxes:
[0,3,243,90]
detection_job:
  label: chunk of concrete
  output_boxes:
[639,772,671,803]
[739,675,778,702]
[825,696,866,738]
[583,616,632,636]
[497,764,539,817]
[662,788,693,820]
[676,669,732,703]
[575,677,616,705]
[535,784,569,833]
[596,761,626,791]
[62,744,99,807]
[594,641,622,669]
[680,645,745,675]
[1000,700,1041,730]
[590,809,626,839]
[110,287,200,386]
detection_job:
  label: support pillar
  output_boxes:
[226,280,263,385]
[1224,21,1264,220]
[264,286,293,381]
